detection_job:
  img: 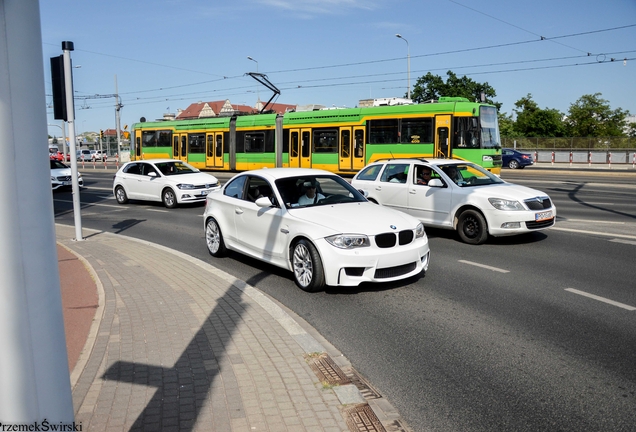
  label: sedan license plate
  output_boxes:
[62,181,71,186]
[535,210,552,221]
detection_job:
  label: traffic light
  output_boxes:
[100,130,104,140]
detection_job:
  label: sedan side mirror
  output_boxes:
[427,178,444,188]
[358,189,368,197]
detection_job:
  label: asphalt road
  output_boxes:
[54,167,636,431]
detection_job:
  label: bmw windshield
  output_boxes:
[275,175,367,209]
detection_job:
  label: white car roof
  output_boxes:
[235,168,336,181]
[369,158,466,166]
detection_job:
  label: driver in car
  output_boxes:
[297,181,324,206]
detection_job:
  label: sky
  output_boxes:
[40,0,636,138]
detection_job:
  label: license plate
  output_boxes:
[62,181,71,186]
[535,210,552,221]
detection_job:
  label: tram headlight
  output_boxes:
[325,234,370,249]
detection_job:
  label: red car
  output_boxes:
[49,151,64,162]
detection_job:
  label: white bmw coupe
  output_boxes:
[203,168,430,292]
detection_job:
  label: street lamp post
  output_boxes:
[395,34,411,99]
[247,56,260,103]
[48,122,67,159]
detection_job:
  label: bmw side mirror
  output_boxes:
[148,172,157,177]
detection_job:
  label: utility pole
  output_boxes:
[115,75,123,158]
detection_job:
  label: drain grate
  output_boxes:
[342,403,386,432]
[346,370,382,400]
[305,353,351,385]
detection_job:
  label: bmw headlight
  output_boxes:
[177,183,196,190]
[488,197,524,211]
[415,223,425,238]
[325,234,370,249]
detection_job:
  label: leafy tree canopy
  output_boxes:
[566,93,629,137]
[513,94,566,137]
[410,71,501,110]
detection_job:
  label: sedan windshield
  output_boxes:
[438,163,504,187]
[154,161,199,176]
[275,175,367,209]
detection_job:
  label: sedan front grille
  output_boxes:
[56,175,72,181]
[524,197,552,210]
[375,230,414,248]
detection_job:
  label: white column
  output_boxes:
[0,0,74,424]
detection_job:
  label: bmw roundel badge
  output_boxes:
[390,225,397,230]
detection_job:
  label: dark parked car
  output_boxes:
[502,148,534,169]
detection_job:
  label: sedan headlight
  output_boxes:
[325,234,370,249]
[488,197,525,211]
[177,183,196,190]
[415,223,425,238]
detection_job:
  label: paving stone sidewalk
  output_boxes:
[57,225,405,432]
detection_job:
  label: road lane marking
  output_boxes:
[550,226,636,241]
[610,238,636,246]
[458,260,509,273]
[564,219,625,224]
[565,288,636,311]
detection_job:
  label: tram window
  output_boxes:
[453,117,479,149]
[340,130,350,158]
[189,133,205,154]
[207,135,214,157]
[301,132,310,158]
[313,129,337,153]
[245,132,265,153]
[368,119,398,144]
[401,118,433,144]
[354,130,364,158]
[215,135,223,157]
[142,130,172,148]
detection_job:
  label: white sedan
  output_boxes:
[113,159,221,208]
[351,159,556,245]
[203,168,430,292]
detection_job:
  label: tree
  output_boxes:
[513,94,566,137]
[566,93,629,137]
[410,71,501,110]
[498,112,517,137]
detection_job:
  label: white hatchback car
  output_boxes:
[351,158,556,245]
[113,159,221,208]
[203,168,430,292]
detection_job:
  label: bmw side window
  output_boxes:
[224,176,247,199]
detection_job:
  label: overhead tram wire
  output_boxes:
[62,23,634,100]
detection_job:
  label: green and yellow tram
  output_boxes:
[131,97,503,174]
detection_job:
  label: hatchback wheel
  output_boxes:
[162,188,177,208]
[115,186,128,204]
[205,218,227,257]
[457,209,488,245]
[292,239,325,292]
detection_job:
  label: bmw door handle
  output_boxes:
[235,208,244,214]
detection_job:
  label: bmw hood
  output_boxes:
[290,202,420,234]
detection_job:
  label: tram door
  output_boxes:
[338,127,366,171]
[172,133,188,162]
[206,133,224,168]
[134,130,142,159]
[435,115,451,159]
[288,129,312,168]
